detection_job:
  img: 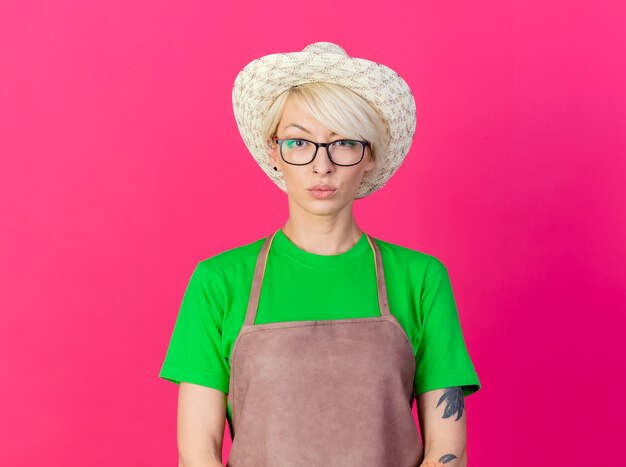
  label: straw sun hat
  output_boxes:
[232,42,417,199]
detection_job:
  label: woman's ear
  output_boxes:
[363,148,376,174]
[267,139,279,168]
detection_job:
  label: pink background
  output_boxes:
[1,0,625,465]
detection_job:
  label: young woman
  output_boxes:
[159,42,481,467]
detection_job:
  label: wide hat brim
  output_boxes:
[232,42,417,199]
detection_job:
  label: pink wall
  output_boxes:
[1,1,625,465]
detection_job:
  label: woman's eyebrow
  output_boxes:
[284,123,337,136]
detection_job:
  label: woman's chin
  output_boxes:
[288,194,356,217]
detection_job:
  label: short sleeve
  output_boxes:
[414,266,481,398]
[158,262,230,394]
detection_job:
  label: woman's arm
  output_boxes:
[416,386,468,467]
[177,382,227,467]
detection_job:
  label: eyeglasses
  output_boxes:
[274,138,369,166]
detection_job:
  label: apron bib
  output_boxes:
[227,230,423,466]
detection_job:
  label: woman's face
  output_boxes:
[268,95,376,218]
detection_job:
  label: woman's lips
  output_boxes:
[307,187,337,199]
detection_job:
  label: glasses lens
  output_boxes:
[328,140,364,165]
[281,139,316,165]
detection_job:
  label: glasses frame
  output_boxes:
[274,138,370,167]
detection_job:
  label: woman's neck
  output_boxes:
[281,212,364,256]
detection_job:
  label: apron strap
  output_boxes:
[365,234,391,317]
[244,230,390,325]
[244,231,277,326]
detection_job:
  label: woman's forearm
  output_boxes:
[420,450,467,467]
[178,454,223,467]
[417,387,469,467]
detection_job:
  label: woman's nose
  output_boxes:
[312,147,334,174]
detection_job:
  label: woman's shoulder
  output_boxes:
[372,235,447,278]
[194,235,267,277]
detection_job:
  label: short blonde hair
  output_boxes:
[261,82,389,175]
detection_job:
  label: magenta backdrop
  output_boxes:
[1,0,625,465]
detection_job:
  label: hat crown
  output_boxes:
[301,42,347,56]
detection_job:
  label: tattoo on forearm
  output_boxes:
[439,453,458,464]
[436,386,465,421]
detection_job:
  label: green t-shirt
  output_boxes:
[159,229,481,425]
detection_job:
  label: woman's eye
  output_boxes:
[334,140,356,147]
[285,139,307,149]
